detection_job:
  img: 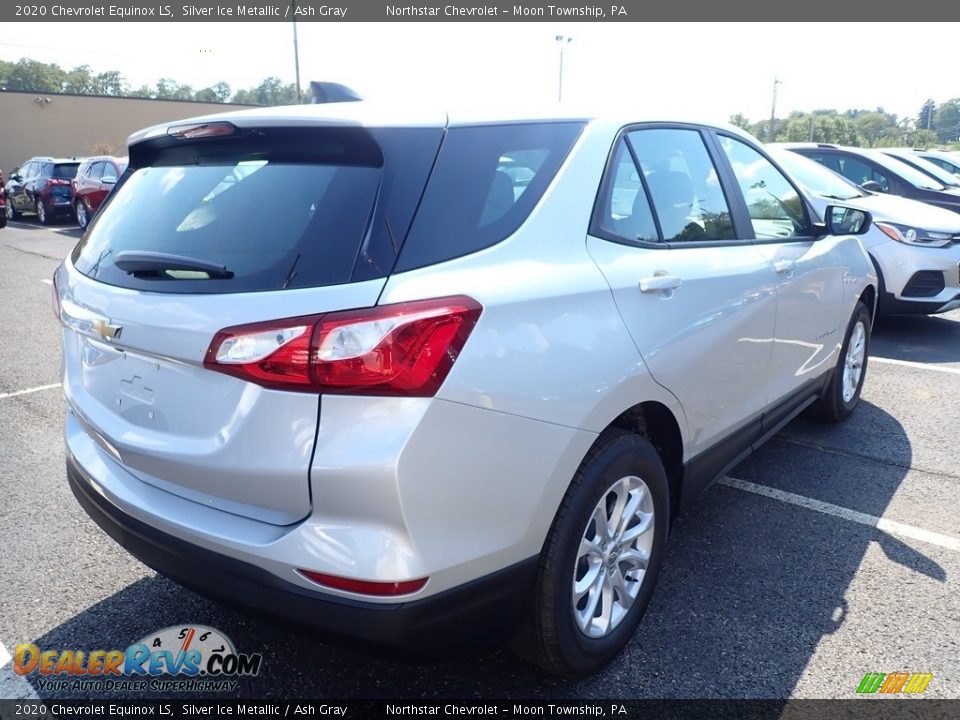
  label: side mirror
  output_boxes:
[825,205,872,236]
[11,174,21,182]
[860,180,884,193]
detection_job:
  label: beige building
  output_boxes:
[0,90,256,176]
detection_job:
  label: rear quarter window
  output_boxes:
[395,122,584,272]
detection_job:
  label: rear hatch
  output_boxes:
[59,116,444,525]
[49,162,80,205]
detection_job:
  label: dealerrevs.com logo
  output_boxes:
[13,625,262,693]
[856,671,933,695]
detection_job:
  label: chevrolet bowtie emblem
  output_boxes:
[93,319,123,341]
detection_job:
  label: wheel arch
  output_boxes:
[605,401,684,522]
[858,282,877,327]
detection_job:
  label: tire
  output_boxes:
[513,429,670,677]
[36,198,51,226]
[6,200,18,221]
[810,300,870,423]
[75,200,89,230]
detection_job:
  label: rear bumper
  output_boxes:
[67,454,538,654]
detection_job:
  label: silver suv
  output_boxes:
[56,104,877,677]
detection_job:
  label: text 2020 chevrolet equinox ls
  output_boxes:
[56,102,877,677]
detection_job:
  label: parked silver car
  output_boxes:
[913,148,960,178]
[56,104,877,676]
[772,148,960,315]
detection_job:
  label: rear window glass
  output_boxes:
[53,163,79,179]
[72,128,397,294]
[395,122,583,272]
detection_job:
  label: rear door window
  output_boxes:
[395,122,583,271]
[626,128,735,243]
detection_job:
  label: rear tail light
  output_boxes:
[204,296,482,396]
[45,178,70,187]
[298,569,428,597]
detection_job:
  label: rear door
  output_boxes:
[59,122,442,525]
[586,125,778,459]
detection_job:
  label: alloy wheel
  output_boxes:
[842,320,866,403]
[572,474,655,638]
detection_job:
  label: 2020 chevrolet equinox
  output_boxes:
[56,102,877,677]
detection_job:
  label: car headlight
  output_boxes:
[874,221,954,248]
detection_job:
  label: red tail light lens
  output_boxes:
[298,569,428,597]
[204,296,482,396]
[46,178,70,187]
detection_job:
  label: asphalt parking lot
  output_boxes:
[2,219,960,700]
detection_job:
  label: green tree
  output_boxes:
[934,99,960,144]
[6,58,66,92]
[63,65,95,94]
[94,71,128,96]
[728,113,752,131]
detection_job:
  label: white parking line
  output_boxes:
[0,383,61,401]
[40,278,52,285]
[720,476,960,553]
[872,356,960,375]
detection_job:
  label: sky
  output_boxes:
[0,22,955,123]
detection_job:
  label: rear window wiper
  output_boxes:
[114,251,233,279]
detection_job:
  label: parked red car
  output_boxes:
[71,155,128,230]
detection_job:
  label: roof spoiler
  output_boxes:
[309,81,363,104]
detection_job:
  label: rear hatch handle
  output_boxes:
[114,251,233,279]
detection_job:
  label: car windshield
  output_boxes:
[774,149,865,200]
[864,151,946,190]
[888,152,960,187]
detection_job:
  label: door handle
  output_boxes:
[639,274,683,293]
[774,259,797,275]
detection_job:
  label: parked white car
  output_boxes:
[57,103,877,676]
[773,147,960,315]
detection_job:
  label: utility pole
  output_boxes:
[809,114,815,142]
[768,76,782,141]
[292,3,302,103]
[555,35,572,103]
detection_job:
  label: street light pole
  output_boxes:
[768,75,782,141]
[292,3,302,103]
[555,35,572,103]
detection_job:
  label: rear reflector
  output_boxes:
[298,570,428,597]
[204,296,482,396]
[51,272,61,321]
